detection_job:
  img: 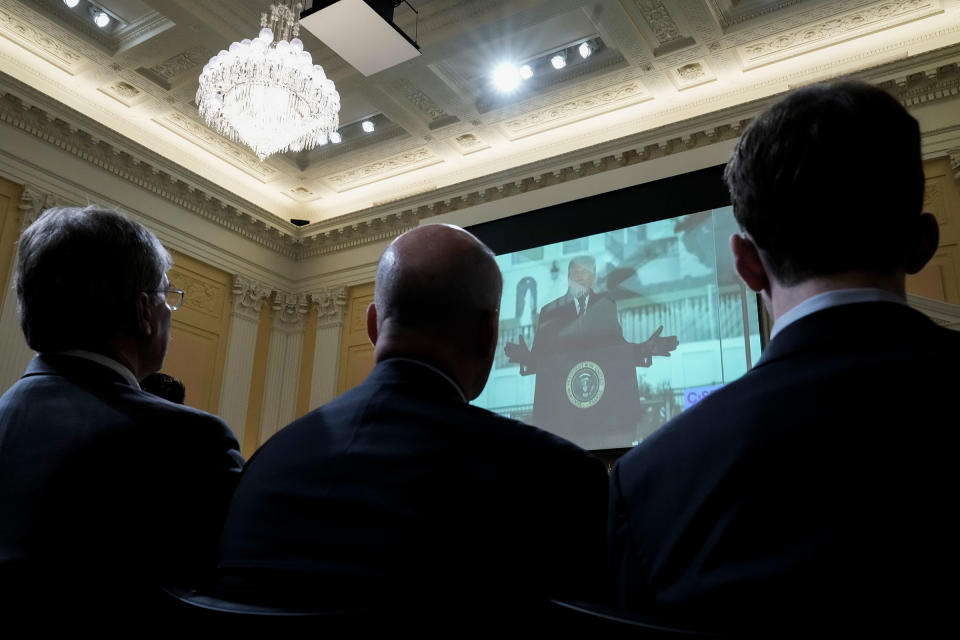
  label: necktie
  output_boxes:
[577,294,587,316]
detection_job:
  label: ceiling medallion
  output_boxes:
[197,1,340,161]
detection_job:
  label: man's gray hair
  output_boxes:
[15,205,172,352]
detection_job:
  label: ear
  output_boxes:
[135,292,154,337]
[730,233,771,294]
[366,303,378,346]
[904,212,940,275]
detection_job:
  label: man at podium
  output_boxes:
[504,255,678,445]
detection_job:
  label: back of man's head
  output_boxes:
[724,80,924,285]
[372,224,502,398]
[16,205,172,352]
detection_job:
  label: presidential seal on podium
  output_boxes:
[566,360,605,409]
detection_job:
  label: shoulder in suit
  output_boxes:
[609,302,960,631]
[0,354,242,602]
[218,358,608,607]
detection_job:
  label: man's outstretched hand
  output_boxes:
[504,335,533,368]
[643,325,679,357]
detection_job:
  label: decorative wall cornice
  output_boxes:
[0,72,301,257]
[880,61,960,107]
[2,50,960,261]
[231,276,272,322]
[312,286,347,329]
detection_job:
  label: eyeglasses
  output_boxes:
[154,287,185,311]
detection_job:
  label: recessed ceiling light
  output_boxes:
[579,42,592,59]
[63,0,80,8]
[330,131,342,143]
[90,8,110,28]
[492,63,521,93]
[550,53,566,70]
[361,120,375,133]
[518,64,533,80]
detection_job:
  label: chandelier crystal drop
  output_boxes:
[197,1,340,161]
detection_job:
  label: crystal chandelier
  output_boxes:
[197,1,340,161]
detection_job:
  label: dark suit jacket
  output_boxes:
[217,358,608,608]
[609,302,960,633]
[0,354,242,611]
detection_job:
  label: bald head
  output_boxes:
[368,224,503,399]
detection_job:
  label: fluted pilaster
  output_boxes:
[257,291,309,445]
[217,275,271,446]
[309,286,347,409]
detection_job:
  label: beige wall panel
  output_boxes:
[340,343,375,395]
[163,325,218,410]
[163,251,233,414]
[910,158,960,304]
[907,247,960,305]
[336,283,375,395]
[0,177,22,313]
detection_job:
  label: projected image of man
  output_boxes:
[505,255,678,444]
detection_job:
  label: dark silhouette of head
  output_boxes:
[367,224,502,400]
[724,80,936,287]
[16,205,174,380]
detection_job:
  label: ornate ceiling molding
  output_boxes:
[500,79,653,139]
[628,0,697,55]
[736,0,941,70]
[154,110,281,183]
[324,147,443,192]
[0,3,87,73]
[705,0,803,30]
[707,0,915,52]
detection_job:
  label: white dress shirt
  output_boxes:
[769,287,906,340]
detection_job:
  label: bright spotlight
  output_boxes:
[550,53,566,70]
[518,64,533,80]
[63,0,80,8]
[579,42,592,59]
[330,131,342,143]
[361,120,375,133]
[91,9,110,28]
[492,63,521,93]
